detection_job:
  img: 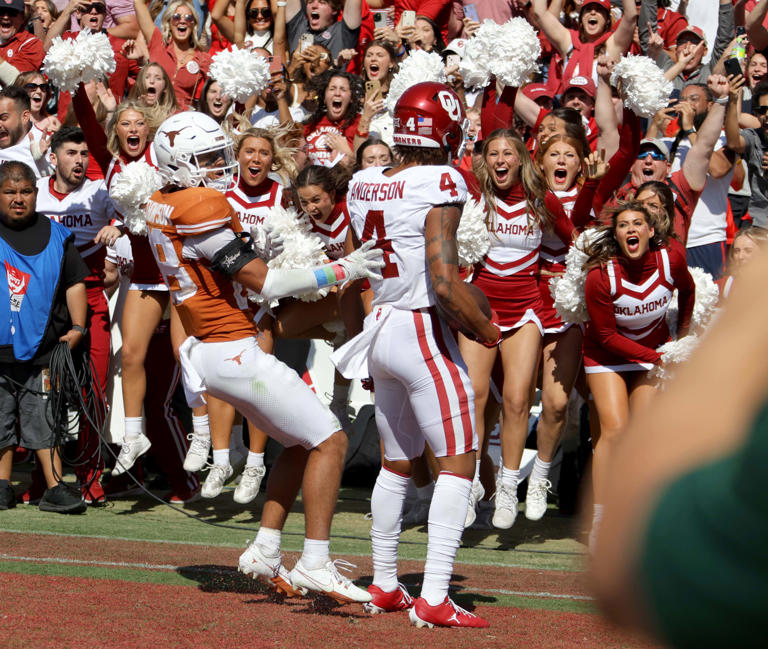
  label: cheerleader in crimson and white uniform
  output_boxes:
[458,129,574,530]
[72,91,212,477]
[276,165,364,428]
[582,202,694,548]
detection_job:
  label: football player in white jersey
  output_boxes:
[339,82,500,628]
[36,126,121,505]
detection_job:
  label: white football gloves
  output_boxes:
[336,240,385,283]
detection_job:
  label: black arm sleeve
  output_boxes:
[209,233,258,277]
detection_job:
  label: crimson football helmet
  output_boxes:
[393,82,469,158]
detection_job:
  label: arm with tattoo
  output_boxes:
[425,203,500,345]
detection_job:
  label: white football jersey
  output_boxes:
[36,176,118,262]
[347,165,467,310]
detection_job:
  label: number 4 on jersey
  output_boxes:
[440,172,458,198]
[361,210,399,278]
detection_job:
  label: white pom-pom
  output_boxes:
[610,55,672,118]
[368,111,394,147]
[43,37,80,93]
[74,29,116,84]
[250,206,331,303]
[666,266,720,336]
[457,197,490,266]
[385,50,446,115]
[109,162,163,236]
[210,46,270,103]
[550,228,604,324]
[44,31,116,93]
[461,18,540,89]
[650,334,700,382]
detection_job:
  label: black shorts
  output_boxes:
[0,363,55,450]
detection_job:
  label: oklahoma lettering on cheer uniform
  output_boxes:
[472,184,543,333]
[583,244,695,373]
[344,164,476,459]
[309,199,350,261]
[144,186,339,451]
[226,176,287,231]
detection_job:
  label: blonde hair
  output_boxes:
[106,100,161,158]
[130,63,179,121]
[474,129,554,232]
[161,1,203,50]
[234,125,299,185]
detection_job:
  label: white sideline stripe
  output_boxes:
[0,528,586,567]
[0,553,594,602]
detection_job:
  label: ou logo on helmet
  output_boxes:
[437,90,462,121]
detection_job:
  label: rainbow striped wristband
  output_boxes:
[314,263,347,287]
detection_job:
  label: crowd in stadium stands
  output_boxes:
[0,0,766,597]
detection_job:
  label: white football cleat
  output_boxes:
[238,540,305,597]
[289,558,372,604]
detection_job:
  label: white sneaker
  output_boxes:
[525,478,552,521]
[492,480,519,529]
[234,465,266,504]
[183,432,210,472]
[464,479,485,528]
[112,434,151,476]
[289,558,372,604]
[238,540,304,597]
[201,463,233,498]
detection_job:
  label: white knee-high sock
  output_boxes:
[420,471,472,606]
[370,467,410,592]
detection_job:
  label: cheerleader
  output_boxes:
[72,92,211,479]
[582,202,694,548]
[276,165,363,428]
[458,129,573,530]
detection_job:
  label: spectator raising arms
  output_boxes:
[134,0,211,109]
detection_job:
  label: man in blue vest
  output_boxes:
[0,161,89,513]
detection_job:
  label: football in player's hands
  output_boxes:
[339,240,385,282]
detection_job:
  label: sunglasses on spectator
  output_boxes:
[24,82,50,92]
[171,13,195,24]
[79,3,106,14]
[247,7,271,19]
[637,150,666,161]
[755,105,768,115]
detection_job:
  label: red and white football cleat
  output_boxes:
[364,583,414,614]
[409,596,489,628]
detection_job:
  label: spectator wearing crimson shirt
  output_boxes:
[46,0,139,102]
[134,0,211,110]
[0,0,45,86]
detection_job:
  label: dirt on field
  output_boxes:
[0,532,662,649]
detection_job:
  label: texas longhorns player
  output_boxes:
[143,112,383,604]
[36,126,121,505]
[337,82,500,628]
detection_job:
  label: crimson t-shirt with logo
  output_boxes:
[0,213,88,364]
